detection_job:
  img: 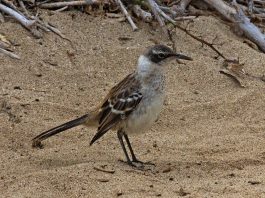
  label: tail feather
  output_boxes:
[32,114,90,148]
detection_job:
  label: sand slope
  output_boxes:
[1,12,265,197]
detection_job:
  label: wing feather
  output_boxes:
[90,73,142,145]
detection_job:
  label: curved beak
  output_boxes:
[174,53,192,61]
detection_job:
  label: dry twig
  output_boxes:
[0,3,35,29]
[175,23,227,59]
[132,4,152,22]
[38,0,98,9]
[93,166,115,174]
[116,0,138,31]
[147,0,167,33]
[220,59,247,87]
[203,0,265,52]
[0,47,20,59]
[0,12,4,23]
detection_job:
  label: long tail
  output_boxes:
[32,114,90,148]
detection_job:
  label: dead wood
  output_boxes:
[132,4,152,22]
[0,3,35,29]
[0,47,20,59]
[203,0,265,52]
[116,0,138,31]
[38,0,98,9]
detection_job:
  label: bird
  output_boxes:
[32,44,192,167]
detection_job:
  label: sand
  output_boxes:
[1,11,265,197]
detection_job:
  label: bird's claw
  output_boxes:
[119,159,155,170]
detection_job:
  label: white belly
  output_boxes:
[125,94,164,135]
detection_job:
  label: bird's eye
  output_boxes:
[157,53,166,59]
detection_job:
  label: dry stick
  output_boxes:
[147,0,167,34]
[52,6,69,13]
[0,47,20,59]
[179,0,192,9]
[46,22,70,41]
[39,0,97,9]
[115,0,138,31]
[151,0,176,24]
[0,40,11,49]
[35,20,50,32]
[175,23,227,59]
[0,11,4,23]
[1,0,19,12]
[171,0,192,15]
[34,17,69,41]
[175,16,196,20]
[203,0,265,52]
[159,6,177,16]
[93,166,115,174]
[18,0,30,17]
[0,3,35,29]
[132,4,152,22]
[106,13,123,18]
[248,0,254,13]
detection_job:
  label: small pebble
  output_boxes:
[14,86,22,90]
[248,181,261,185]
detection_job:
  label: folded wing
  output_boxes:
[90,73,142,145]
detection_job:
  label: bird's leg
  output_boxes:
[117,130,154,168]
[117,130,132,165]
[124,133,155,166]
[123,133,139,162]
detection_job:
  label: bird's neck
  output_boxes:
[136,55,164,79]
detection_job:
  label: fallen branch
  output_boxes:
[159,6,177,17]
[51,6,69,13]
[0,3,35,29]
[38,0,98,9]
[180,0,192,9]
[203,0,265,52]
[132,4,152,22]
[116,0,138,31]
[46,22,70,41]
[93,166,115,174]
[1,0,20,13]
[175,23,227,59]
[147,0,167,33]
[172,0,192,16]
[0,47,20,59]
[0,12,4,23]
[18,0,30,17]
[175,16,196,21]
[151,0,176,24]
[220,59,247,87]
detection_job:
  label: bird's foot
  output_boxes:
[132,159,155,167]
[119,159,155,170]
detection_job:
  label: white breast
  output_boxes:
[124,55,166,135]
[125,86,165,135]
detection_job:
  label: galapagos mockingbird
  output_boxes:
[32,44,192,167]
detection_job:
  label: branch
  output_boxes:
[0,3,35,29]
[0,47,20,59]
[115,0,138,31]
[38,0,98,9]
[180,0,192,9]
[171,0,192,16]
[0,11,4,23]
[147,0,167,34]
[151,0,176,24]
[132,5,152,22]
[203,0,265,52]
[175,16,196,21]
[175,23,227,59]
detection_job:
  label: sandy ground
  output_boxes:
[1,11,265,197]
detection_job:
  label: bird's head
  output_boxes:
[137,44,192,76]
[145,44,192,65]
